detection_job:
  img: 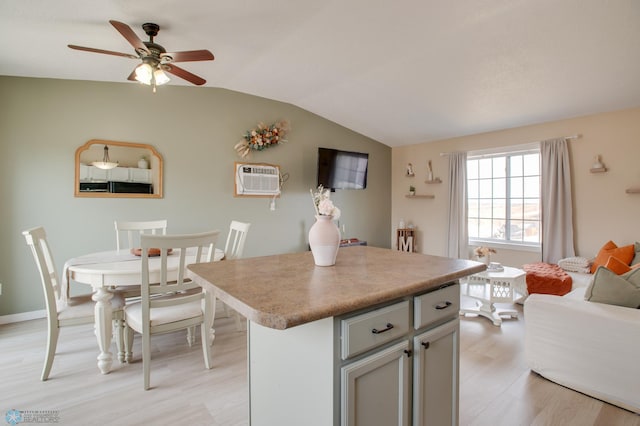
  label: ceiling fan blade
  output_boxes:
[68,44,139,59]
[162,64,206,85]
[109,20,149,55]
[162,50,214,63]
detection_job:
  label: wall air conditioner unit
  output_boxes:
[234,162,281,197]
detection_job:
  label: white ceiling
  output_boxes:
[2,0,640,147]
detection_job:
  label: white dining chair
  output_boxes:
[113,219,168,299]
[220,221,251,331]
[22,226,126,381]
[123,230,220,390]
[114,219,168,251]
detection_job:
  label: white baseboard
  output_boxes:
[0,310,46,325]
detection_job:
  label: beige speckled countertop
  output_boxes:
[187,246,485,330]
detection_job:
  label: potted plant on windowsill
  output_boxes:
[409,185,416,196]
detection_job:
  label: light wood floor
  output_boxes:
[1,301,638,426]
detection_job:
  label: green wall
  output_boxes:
[0,76,391,317]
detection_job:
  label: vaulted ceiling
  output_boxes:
[2,0,639,147]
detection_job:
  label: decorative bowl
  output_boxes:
[131,248,173,257]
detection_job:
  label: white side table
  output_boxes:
[460,266,526,326]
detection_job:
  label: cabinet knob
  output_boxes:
[404,349,412,357]
[421,341,430,350]
[371,323,394,334]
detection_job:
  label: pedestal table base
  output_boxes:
[460,266,526,327]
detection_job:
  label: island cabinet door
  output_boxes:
[340,340,411,426]
[412,319,459,426]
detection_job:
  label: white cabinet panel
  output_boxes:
[341,340,411,426]
[249,319,334,426]
[413,319,459,426]
[79,164,90,181]
[108,167,129,182]
[89,166,108,181]
[130,168,151,183]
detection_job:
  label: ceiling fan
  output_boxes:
[68,20,214,92]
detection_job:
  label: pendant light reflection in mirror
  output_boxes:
[92,145,119,170]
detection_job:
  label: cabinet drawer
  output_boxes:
[414,284,459,330]
[341,300,410,360]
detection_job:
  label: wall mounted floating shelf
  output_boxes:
[425,178,442,184]
[590,167,607,173]
[625,188,640,194]
[406,194,435,199]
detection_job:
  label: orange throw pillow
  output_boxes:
[591,241,635,273]
[604,256,632,275]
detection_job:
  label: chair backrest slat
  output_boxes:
[115,220,168,251]
[224,221,251,260]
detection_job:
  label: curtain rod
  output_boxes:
[439,134,581,156]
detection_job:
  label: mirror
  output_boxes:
[75,139,163,198]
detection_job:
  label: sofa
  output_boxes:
[524,268,640,414]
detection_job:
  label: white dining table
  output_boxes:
[64,247,224,375]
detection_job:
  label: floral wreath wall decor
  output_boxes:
[234,120,290,158]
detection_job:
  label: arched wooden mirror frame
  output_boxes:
[75,139,163,198]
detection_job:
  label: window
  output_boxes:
[467,148,541,248]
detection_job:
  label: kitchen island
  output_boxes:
[187,246,484,426]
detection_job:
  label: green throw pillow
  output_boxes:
[632,242,640,266]
[584,266,640,308]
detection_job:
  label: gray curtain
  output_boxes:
[540,138,575,263]
[446,152,468,258]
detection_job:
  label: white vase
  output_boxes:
[309,215,341,266]
[138,158,149,169]
[592,155,604,169]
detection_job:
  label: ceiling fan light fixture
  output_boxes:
[92,145,119,170]
[154,68,170,85]
[134,63,153,85]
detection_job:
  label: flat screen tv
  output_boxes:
[317,147,368,190]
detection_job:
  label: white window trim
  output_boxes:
[469,238,541,253]
[467,143,542,251]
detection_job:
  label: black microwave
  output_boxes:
[79,182,109,192]
[108,181,153,194]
